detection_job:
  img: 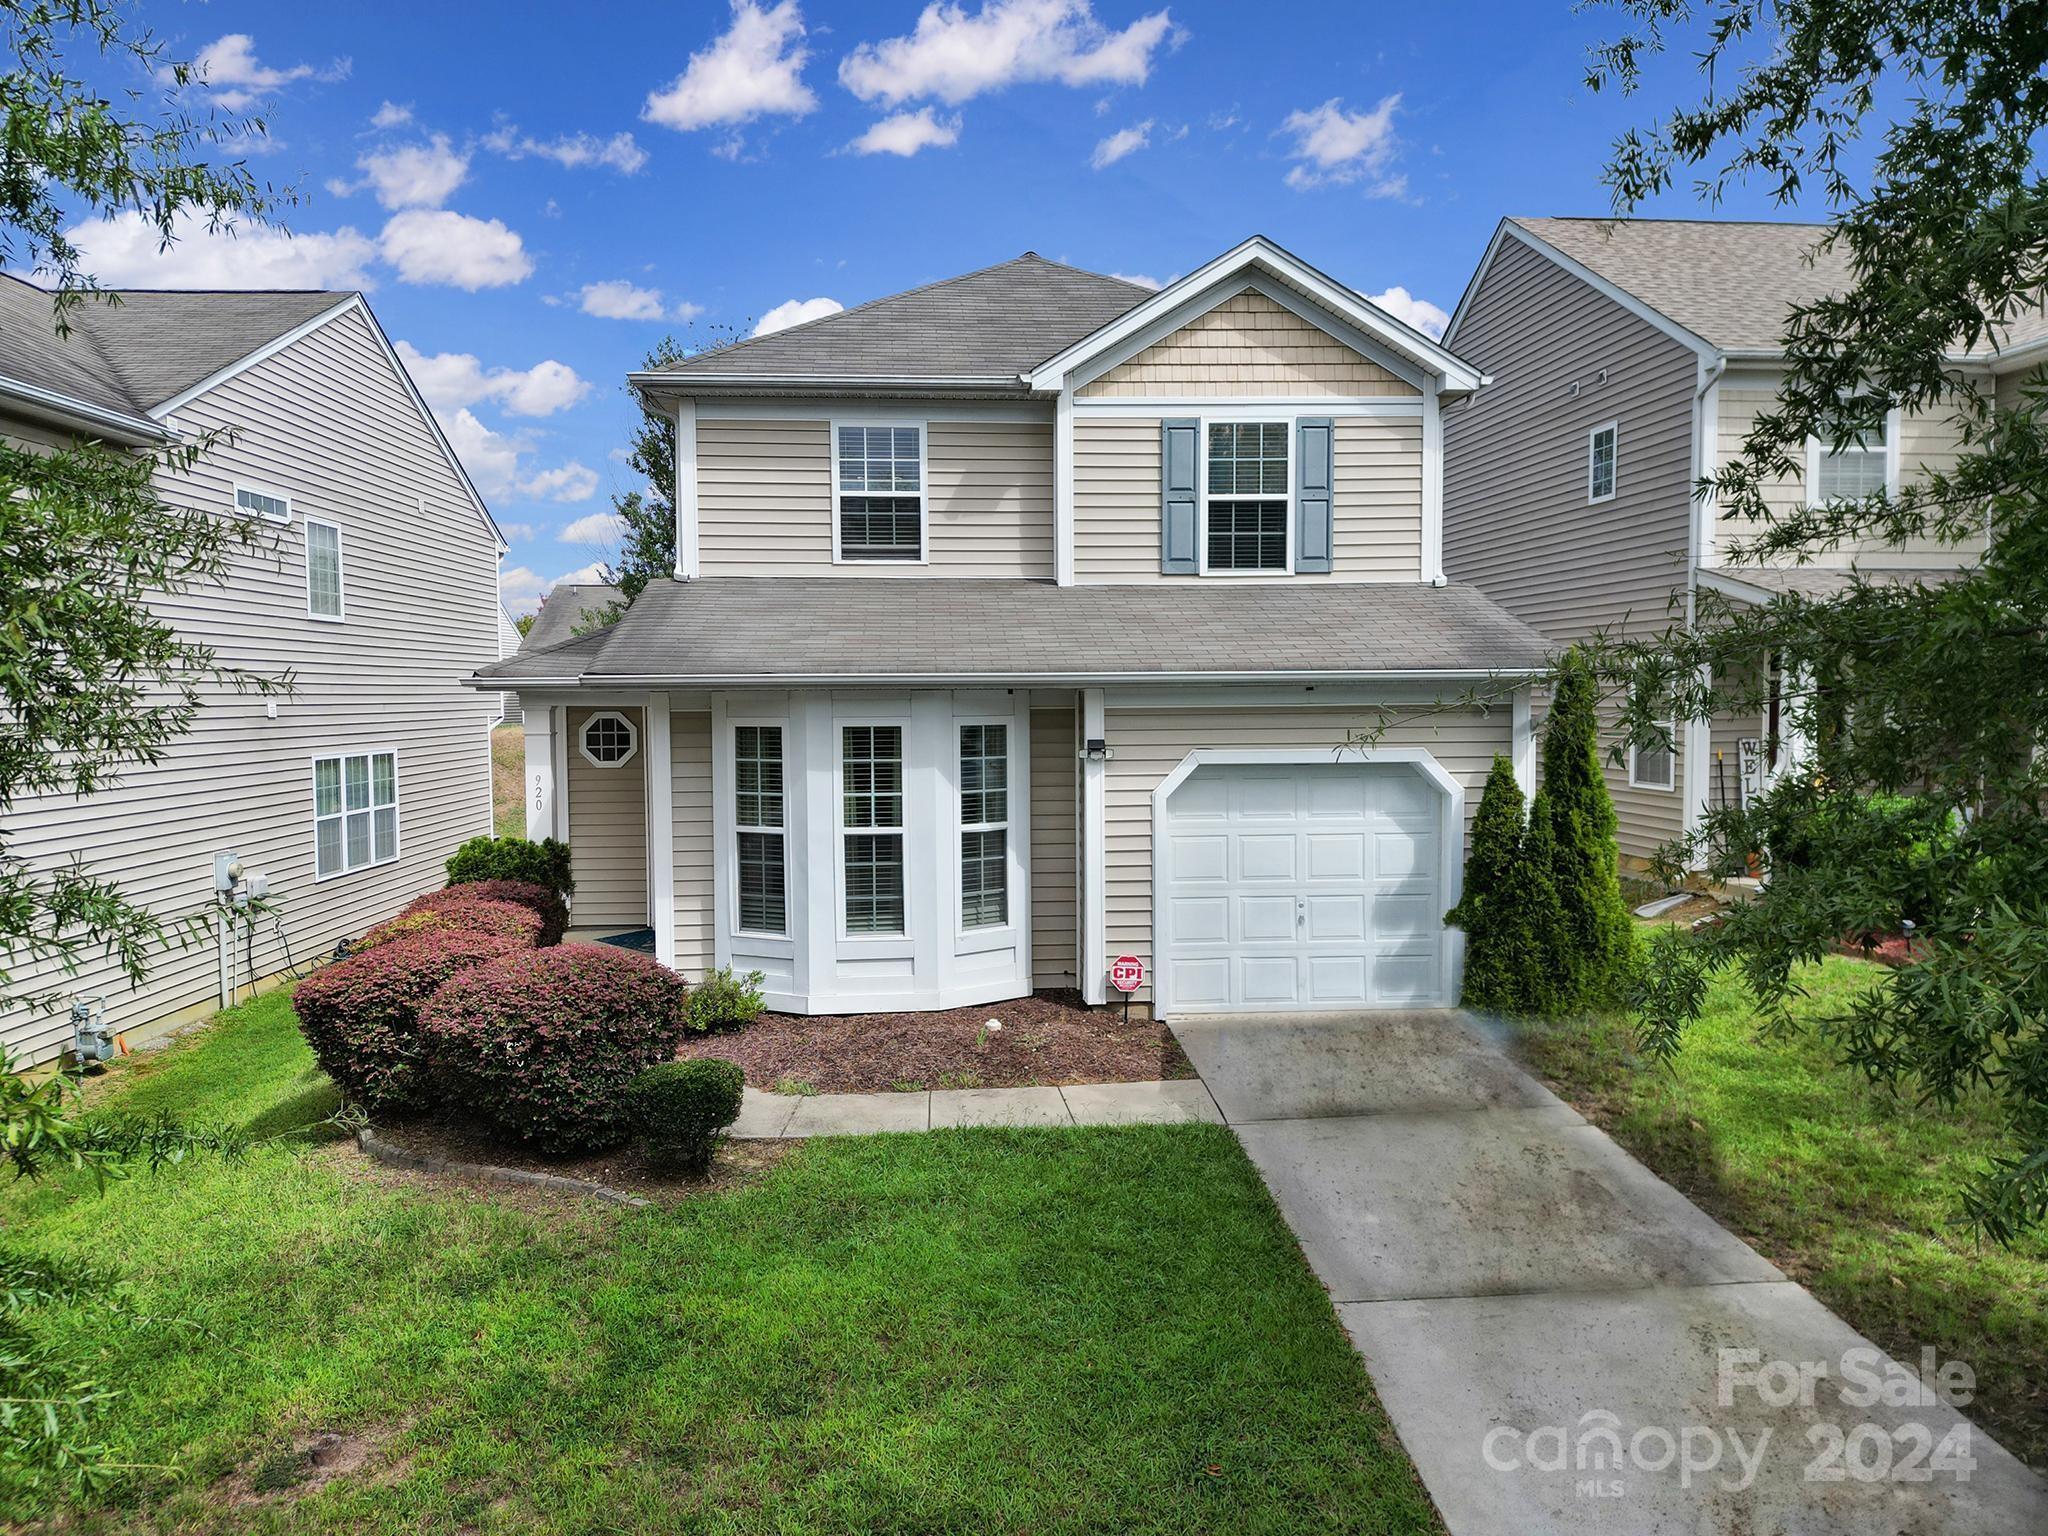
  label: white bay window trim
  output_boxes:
[830,419,928,565]
[733,721,789,937]
[957,720,1010,931]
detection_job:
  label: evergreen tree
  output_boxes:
[1540,648,1638,1010]
[1500,801,1570,1019]
[1447,755,1527,1011]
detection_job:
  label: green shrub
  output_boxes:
[686,966,766,1033]
[1540,648,1639,1011]
[445,836,574,897]
[1449,757,1536,1013]
[625,1059,745,1174]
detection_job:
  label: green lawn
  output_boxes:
[3,992,1437,1534]
[1515,950,2048,1472]
[491,723,523,837]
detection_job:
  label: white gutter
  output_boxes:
[0,373,168,445]
[464,665,1550,690]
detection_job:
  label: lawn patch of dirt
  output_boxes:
[361,1113,791,1207]
[678,990,1194,1093]
[214,1423,407,1508]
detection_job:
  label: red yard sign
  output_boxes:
[1108,954,1145,994]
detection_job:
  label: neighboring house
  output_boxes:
[477,239,1551,1018]
[495,601,523,725]
[1442,217,2047,864]
[0,274,504,1065]
[521,581,624,653]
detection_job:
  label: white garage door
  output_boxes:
[1160,761,1446,1012]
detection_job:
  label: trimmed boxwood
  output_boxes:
[411,879,569,946]
[445,835,573,897]
[293,931,525,1110]
[420,945,689,1153]
[356,897,543,953]
[626,1059,745,1174]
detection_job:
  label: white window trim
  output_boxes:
[578,709,639,769]
[1587,421,1618,504]
[234,482,291,524]
[1628,720,1679,792]
[304,516,345,622]
[1804,406,1901,503]
[830,418,929,566]
[957,717,1013,934]
[1197,412,1295,577]
[732,721,789,939]
[311,748,400,882]
[837,718,909,940]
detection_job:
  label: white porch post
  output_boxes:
[523,707,558,840]
[645,693,676,967]
[1682,665,1713,845]
[1080,687,1107,1005]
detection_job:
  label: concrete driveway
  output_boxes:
[1171,1010,2048,1535]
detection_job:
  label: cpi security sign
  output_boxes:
[1109,954,1145,994]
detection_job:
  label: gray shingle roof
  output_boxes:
[0,273,349,424]
[659,254,1152,388]
[1511,218,2048,358]
[477,577,1552,685]
[521,582,625,652]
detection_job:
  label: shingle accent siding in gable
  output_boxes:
[0,304,500,1065]
[1079,290,1418,399]
[1442,232,1699,860]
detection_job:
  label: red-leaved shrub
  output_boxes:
[294,931,524,1109]
[356,896,541,953]
[411,880,568,946]
[420,945,689,1152]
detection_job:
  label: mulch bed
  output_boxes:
[363,1113,789,1204]
[677,989,1195,1094]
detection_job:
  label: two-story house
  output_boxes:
[1442,217,2044,865]
[1,275,505,1065]
[478,237,1551,1018]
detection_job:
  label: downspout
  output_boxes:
[1682,355,1728,851]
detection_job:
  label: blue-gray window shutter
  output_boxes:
[1160,418,1199,574]
[1296,417,1334,573]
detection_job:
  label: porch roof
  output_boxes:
[470,577,1553,689]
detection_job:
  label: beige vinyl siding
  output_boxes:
[927,418,1054,577]
[1072,416,1424,583]
[698,418,834,574]
[672,711,714,977]
[1079,289,1417,399]
[1711,380,1988,568]
[1029,704,1077,988]
[1101,704,1510,1008]
[1442,233,1700,859]
[0,310,500,1065]
[567,707,648,927]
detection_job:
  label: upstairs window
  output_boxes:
[734,725,786,934]
[1205,421,1289,572]
[1812,412,1890,502]
[1588,422,1617,503]
[960,723,1008,928]
[314,750,397,877]
[306,518,344,619]
[236,485,289,523]
[836,424,923,561]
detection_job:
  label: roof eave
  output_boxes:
[630,371,1030,401]
[464,664,1547,691]
[0,373,170,445]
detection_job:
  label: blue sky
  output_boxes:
[71,1,1823,612]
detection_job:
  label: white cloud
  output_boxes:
[643,0,817,132]
[845,106,962,157]
[353,134,471,210]
[395,341,591,417]
[499,565,549,615]
[498,521,538,543]
[1090,118,1152,169]
[182,33,349,111]
[1109,270,1163,290]
[575,279,699,321]
[439,407,599,504]
[483,125,649,174]
[560,510,626,545]
[840,0,1178,107]
[63,209,377,289]
[754,296,842,336]
[370,101,413,128]
[1363,285,1450,339]
[555,560,611,585]
[1280,94,1404,194]
[379,210,533,289]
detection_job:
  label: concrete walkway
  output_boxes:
[730,1077,1221,1139]
[1171,1009,2048,1536]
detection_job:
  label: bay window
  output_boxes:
[842,725,905,932]
[735,725,786,934]
[960,723,1008,928]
